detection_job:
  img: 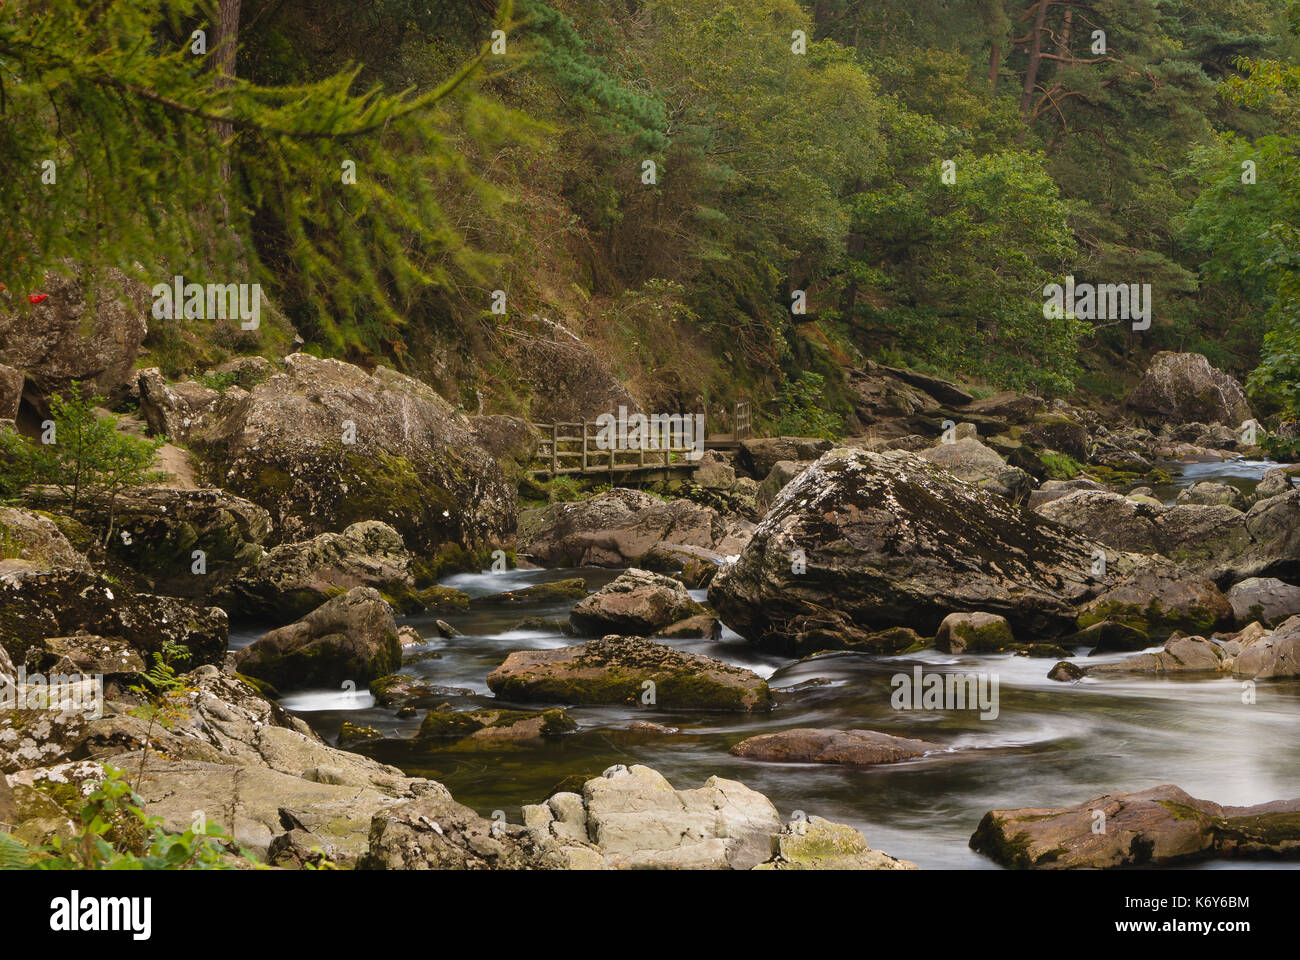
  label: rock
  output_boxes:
[26,486,271,599]
[337,722,383,748]
[22,634,145,681]
[677,558,716,590]
[916,436,1007,485]
[1255,468,1293,501]
[369,674,443,707]
[234,586,401,690]
[518,488,750,567]
[357,793,569,870]
[729,728,937,766]
[1036,489,1300,584]
[0,363,22,421]
[0,567,228,667]
[708,449,1109,653]
[692,450,736,490]
[140,353,514,554]
[756,460,807,509]
[737,437,834,479]
[476,578,587,606]
[1077,562,1232,639]
[0,506,92,576]
[1177,481,1246,510]
[970,784,1300,868]
[755,816,917,870]
[1022,414,1089,460]
[486,635,772,712]
[468,415,539,481]
[1126,352,1252,426]
[1047,660,1085,682]
[1086,635,1228,676]
[413,585,470,612]
[1026,478,1105,511]
[416,707,577,743]
[569,569,706,636]
[1070,620,1152,654]
[223,520,415,621]
[934,612,1014,653]
[0,268,149,402]
[657,615,721,640]
[581,765,781,870]
[1227,577,1300,627]
[1232,615,1300,679]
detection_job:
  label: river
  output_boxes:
[228,458,1300,869]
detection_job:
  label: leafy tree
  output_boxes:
[0,0,527,356]
[5,388,165,541]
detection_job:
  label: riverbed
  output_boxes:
[228,458,1300,869]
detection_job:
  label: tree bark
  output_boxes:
[1019,0,1050,120]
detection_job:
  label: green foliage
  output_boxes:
[0,387,164,538]
[0,0,532,358]
[1260,430,1300,460]
[1,765,244,870]
[776,372,842,440]
[1040,451,1084,480]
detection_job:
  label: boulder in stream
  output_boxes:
[486,635,772,712]
[234,586,401,690]
[971,784,1300,868]
[708,449,1110,653]
[568,568,706,636]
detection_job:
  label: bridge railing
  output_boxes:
[531,420,699,476]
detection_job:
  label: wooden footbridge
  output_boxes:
[529,400,752,478]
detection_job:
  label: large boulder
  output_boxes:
[1126,352,1252,425]
[916,436,1008,485]
[1227,577,1300,627]
[971,784,1300,868]
[486,635,772,712]
[233,586,401,690]
[1084,635,1229,676]
[517,488,752,568]
[221,520,414,622]
[138,353,514,554]
[934,611,1015,653]
[1232,615,1300,679]
[1036,489,1300,584]
[568,569,706,636]
[0,268,149,403]
[1177,481,1246,510]
[0,506,92,577]
[1077,562,1232,639]
[0,567,228,667]
[1021,413,1089,460]
[26,486,271,599]
[730,728,937,767]
[708,449,1110,653]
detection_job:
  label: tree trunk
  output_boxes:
[1019,0,1050,120]
[989,41,1001,93]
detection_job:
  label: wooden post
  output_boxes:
[551,423,558,476]
[582,421,589,472]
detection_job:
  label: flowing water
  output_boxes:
[229,459,1300,869]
